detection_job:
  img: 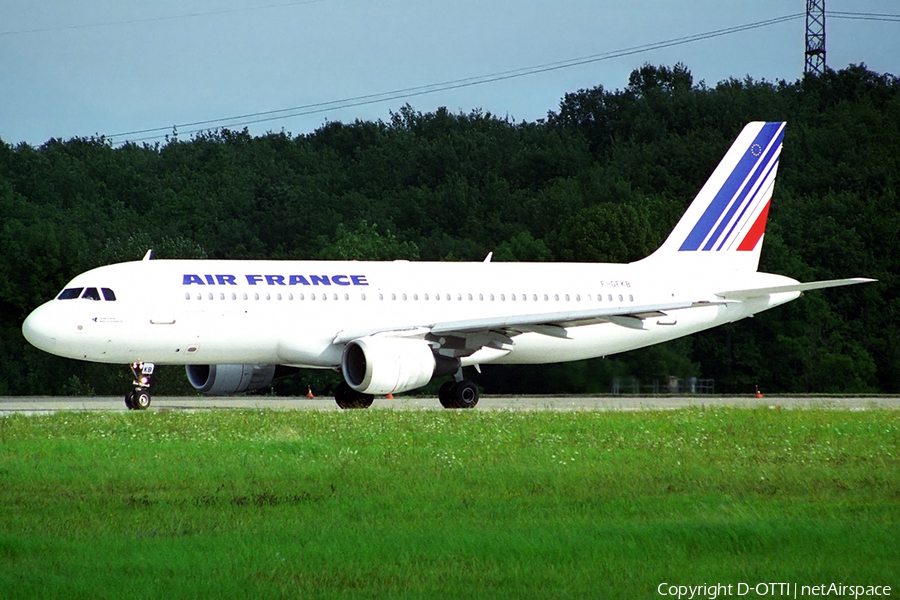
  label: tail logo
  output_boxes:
[679,122,785,253]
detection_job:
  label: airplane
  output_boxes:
[22,122,874,410]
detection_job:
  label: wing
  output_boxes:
[428,300,702,336]
[333,298,722,359]
[331,277,876,359]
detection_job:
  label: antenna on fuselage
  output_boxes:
[142,249,153,261]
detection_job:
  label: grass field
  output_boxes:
[1,407,898,599]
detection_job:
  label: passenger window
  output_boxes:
[81,288,101,301]
[101,288,116,301]
[58,288,84,300]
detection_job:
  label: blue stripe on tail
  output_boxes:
[678,123,783,251]
[708,132,783,251]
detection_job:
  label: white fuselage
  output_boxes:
[22,259,800,369]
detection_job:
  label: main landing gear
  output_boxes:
[438,368,479,409]
[333,382,374,409]
[331,377,479,409]
[125,362,154,411]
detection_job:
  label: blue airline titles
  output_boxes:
[182,274,370,286]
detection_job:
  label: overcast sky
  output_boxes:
[1,0,897,146]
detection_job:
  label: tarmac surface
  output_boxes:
[1,395,898,415]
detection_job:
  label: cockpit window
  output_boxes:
[57,286,117,300]
[57,288,84,300]
[81,287,102,301]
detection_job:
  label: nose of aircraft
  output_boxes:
[22,302,59,353]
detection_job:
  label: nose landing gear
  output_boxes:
[125,362,154,410]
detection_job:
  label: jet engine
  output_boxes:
[186,364,278,394]
[342,337,460,395]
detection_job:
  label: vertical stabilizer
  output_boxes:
[638,121,785,272]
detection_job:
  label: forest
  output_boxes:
[1,63,898,396]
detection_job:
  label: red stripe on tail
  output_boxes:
[736,200,771,251]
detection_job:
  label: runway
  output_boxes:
[1,395,898,415]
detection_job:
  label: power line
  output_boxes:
[0,0,329,37]
[116,13,805,143]
[829,11,900,23]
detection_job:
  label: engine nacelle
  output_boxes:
[342,337,459,395]
[186,364,277,394]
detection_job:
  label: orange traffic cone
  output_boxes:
[386,393,394,399]
[755,385,762,399]
[306,386,314,398]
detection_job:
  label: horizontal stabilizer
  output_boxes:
[716,277,876,300]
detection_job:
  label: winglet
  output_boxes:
[142,249,153,261]
[483,252,493,263]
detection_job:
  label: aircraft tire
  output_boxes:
[334,382,374,409]
[334,383,353,409]
[354,393,375,409]
[439,381,479,409]
[438,381,456,408]
[133,390,151,410]
[451,381,479,409]
[124,392,135,410]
